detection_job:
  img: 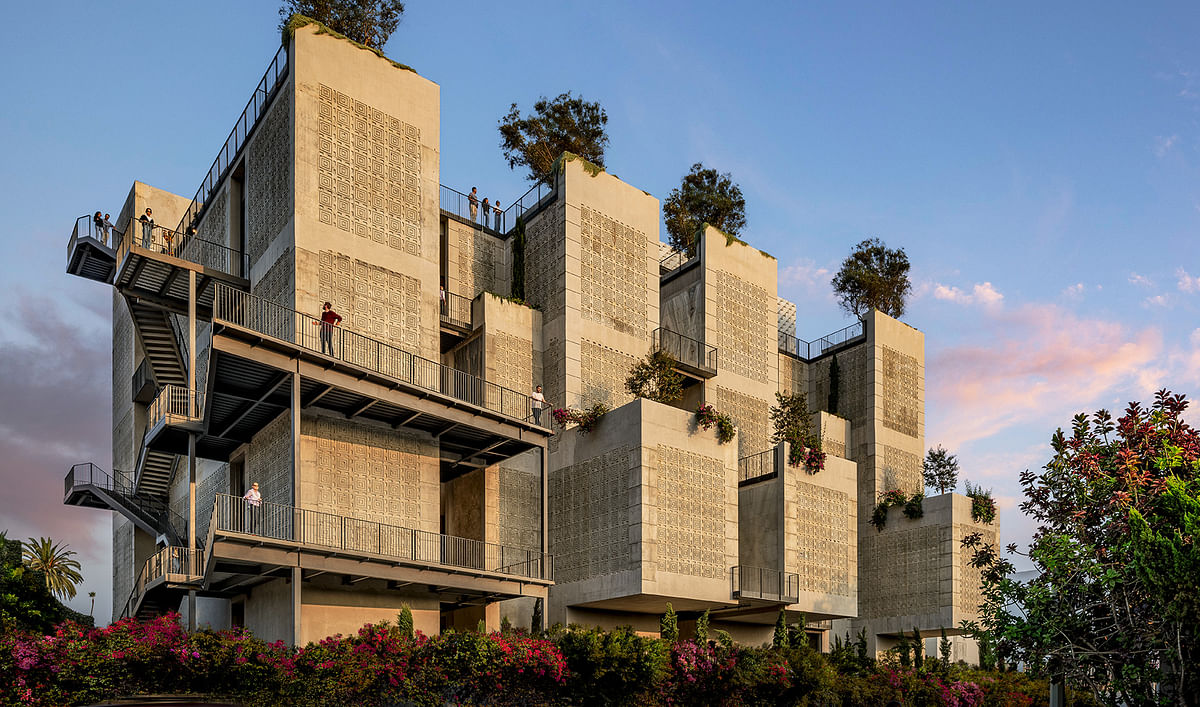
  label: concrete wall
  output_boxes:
[244,576,294,645]
[444,217,508,299]
[300,580,439,644]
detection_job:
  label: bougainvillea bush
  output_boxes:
[1,613,1093,706]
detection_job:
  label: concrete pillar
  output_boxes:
[292,372,301,508]
[291,566,302,646]
[187,431,197,632]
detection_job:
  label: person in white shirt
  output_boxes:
[530,385,546,425]
[242,482,262,532]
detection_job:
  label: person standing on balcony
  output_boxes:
[315,301,343,356]
[468,187,479,221]
[139,207,154,249]
[242,482,262,533]
[493,201,503,232]
[93,211,105,243]
[531,385,546,426]
[481,197,491,228]
[103,213,114,245]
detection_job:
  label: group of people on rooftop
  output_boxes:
[466,187,504,231]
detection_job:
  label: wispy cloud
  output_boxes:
[1144,294,1169,308]
[779,258,835,302]
[1061,283,1086,300]
[1129,272,1154,288]
[1177,267,1200,294]
[932,281,1004,309]
[1154,134,1180,157]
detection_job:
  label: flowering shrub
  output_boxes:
[1,614,1089,706]
[870,489,924,531]
[695,403,735,444]
[786,442,827,473]
[552,402,609,434]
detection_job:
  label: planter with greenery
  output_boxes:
[695,403,735,444]
[551,402,609,434]
[963,480,996,524]
[870,489,925,531]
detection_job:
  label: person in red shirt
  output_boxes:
[315,301,342,356]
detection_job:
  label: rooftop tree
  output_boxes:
[499,92,609,184]
[830,237,912,320]
[279,1,406,48]
[663,163,746,256]
[963,390,1200,705]
[923,444,960,495]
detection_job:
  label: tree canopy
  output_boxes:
[964,390,1200,705]
[625,350,683,405]
[22,537,84,601]
[279,1,405,49]
[1,533,91,633]
[663,163,747,256]
[499,92,609,184]
[830,238,912,320]
[923,445,960,495]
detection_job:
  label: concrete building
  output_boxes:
[62,20,995,653]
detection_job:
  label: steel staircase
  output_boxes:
[64,463,185,546]
[128,299,189,390]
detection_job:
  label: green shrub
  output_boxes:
[552,625,667,706]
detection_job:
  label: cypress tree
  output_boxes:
[660,602,679,642]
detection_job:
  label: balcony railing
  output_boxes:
[440,290,472,330]
[440,184,507,233]
[114,218,246,276]
[67,214,115,260]
[738,448,776,484]
[122,546,204,619]
[65,462,187,540]
[176,45,289,237]
[652,327,717,376]
[213,284,539,425]
[779,320,866,361]
[659,248,697,279]
[731,565,799,603]
[212,494,550,580]
[500,179,557,235]
[148,384,204,429]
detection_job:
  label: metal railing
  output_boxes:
[213,284,539,425]
[652,327,717,375]
[212,494,550,580]
[122,546,204,619]
[176,45,289,237]
[500,179,557,235]
[113,217,245,276]
[731,565,800,603]
[738,448,776,484]
[64,463,186,539]
[440,184,507,233]
[779,320,866,361]
[67,214,115,262]
[659,248,698,279]
[439,290,472,330]
[148,384,204,429]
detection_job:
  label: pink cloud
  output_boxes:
[1178,268,1200,294]
[933,281,1004,309]
[928,303,1162,449]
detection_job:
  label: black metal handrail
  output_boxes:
[440,184,507,233]
[500,178,557,235]
[212,494,550,580]
[176,45,289,237]
[111,217,245,277]
[65,462,188,539]
[659,248,697,279]
[738,449,776,484]
[731,565,799,603]
[652,327,717,375]
[122,546,204,619]
[212,284,541,426]
[439,290,472,330]
[779,320,866,361]
[68,214,116,263]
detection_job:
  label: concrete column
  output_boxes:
[188,270,197,415]
[188,431,197,632]
[291,566,302,646]
[292,371,301,508]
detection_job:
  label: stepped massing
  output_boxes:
[62,23,996,658]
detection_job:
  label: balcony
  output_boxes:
[738,448,776,485]
[652,327,717,379]
[122,546,205,620]
[147,384,205,435]
[439,290,472,332]
[131,358,157,404]
[206,494,550,601]
[778,320,866,361]
[731,565,799,604]
[659,247,698,280]
[66,215,118,283]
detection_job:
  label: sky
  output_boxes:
[1,2,1198,625]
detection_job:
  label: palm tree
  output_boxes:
[22,537,84,600]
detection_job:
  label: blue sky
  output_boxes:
[1,2,1198,623]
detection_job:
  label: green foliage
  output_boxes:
[0,533,91,634]
[963,390,1200,705]
[696,403,736,444]
[911,628,924,670]
[511,216,526,300]
[624,349,683,404]
[963,479,996,524]
[924,444,960,495]
[897,632,911,668]
[772,610,789,649]
[827,355,840,414]
[773,391,827,473]
[659,603,679,642]
[694,609,710,643]
[553,625,668,706]
[939,627,952,671]
[500,614,512,633]
[531,597,543,635]
[499,93,609,184]
[280,12,413,70]
[551,402,609,434]
[830,237,912,319]
[903,492,925,520]
[396,605,413,639]
[714,629,733,651]
[21,537,84,601]
[663,163,747,256]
